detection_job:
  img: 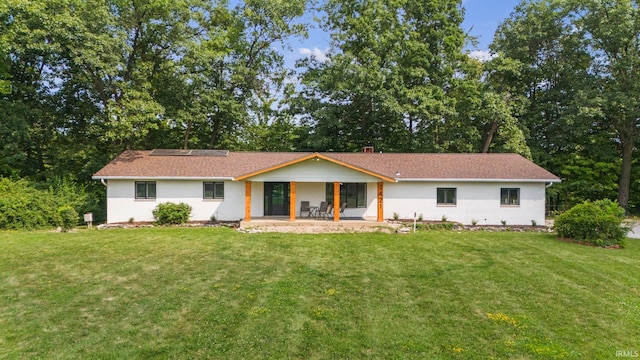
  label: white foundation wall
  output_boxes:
[106,179,245,223]
[381,181,548,226]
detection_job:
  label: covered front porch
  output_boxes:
[233,153,395,224]
[242,181,386,223]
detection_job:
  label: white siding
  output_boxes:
[382,181,547,225]
[291,183,326,217]
[106,179,245,223]
[105,178,548,225]
[248,159,380,183]
[250,181,264,218]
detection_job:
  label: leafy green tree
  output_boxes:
[448,56,531,157]
[176,0,309,150]
[0,2,11,94]
[559,157,619,205]
[571,0,640,211]
[492,0,593,167]
[1,0,310,185]
[0,0,68,178]
[241,88,300,151]
[0,49,9,95]
[491,0,639,211]
[296,0,474,152]
[0,0,197,178]
[63,0,211,152]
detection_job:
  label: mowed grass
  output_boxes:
[1,228,639,359]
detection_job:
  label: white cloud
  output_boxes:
[468,50,496,62]
[299,47,329,62]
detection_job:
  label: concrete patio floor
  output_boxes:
[239,217,398,233]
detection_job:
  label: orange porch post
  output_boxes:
[290,181,296,222]
[377,182,384,222]
[245,181,251,222]
[333,182,340,222]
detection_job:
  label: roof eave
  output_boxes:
[92,176,235,181]
[396,178,561,183]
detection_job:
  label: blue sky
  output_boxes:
[461,0,521,56]
[292,0,522,64]
[462,0,521,48]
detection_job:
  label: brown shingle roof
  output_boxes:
[325,153,559,181]
[93,150,560,182]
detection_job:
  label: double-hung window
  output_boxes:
[135,181,156,199]
[501,188,520,206]
[326,183,366,208]
[437,188,457,205]
[203,182,224,199]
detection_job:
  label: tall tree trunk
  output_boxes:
[210,116,221,148]
[481,122,498,153]
[183,120,191,150]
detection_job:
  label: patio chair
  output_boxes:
[339,202,347,218]
[317,201,328,218]
[324,204,334,220]
[300,201,311,218]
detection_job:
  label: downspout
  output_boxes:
[99,178,108,224]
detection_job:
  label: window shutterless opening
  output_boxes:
[203,182,224,199]
[501,188,520,206]
[326,183,366,208]
[437,188,457,205]
[135,181,156,199]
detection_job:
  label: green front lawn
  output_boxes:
[1,228,638,359]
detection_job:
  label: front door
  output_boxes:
[264,182,290,216]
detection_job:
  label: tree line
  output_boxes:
[1,0,638,218]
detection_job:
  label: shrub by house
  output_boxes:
[152,202,192,225]
[554,199,627,247]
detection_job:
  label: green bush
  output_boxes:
[46,177,98,220]
[594,198,626,218]
[554,199,628,247]
[56,205,79,232]
[0,178,58,230]
[152,202,192,225]
[0,178,96,230]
